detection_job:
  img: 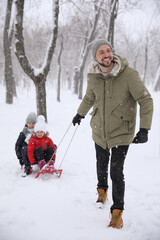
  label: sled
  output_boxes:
[35,165,63,179]
[35,124,78,179]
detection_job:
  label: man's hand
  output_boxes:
[72,114,84,126]
[132,128,148,144]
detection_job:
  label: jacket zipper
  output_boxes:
[103,80,106,140]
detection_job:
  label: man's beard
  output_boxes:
[98,58,114,68]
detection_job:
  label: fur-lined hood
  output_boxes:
[87,55,128,77]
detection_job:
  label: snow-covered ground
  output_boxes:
[0,85,160,240]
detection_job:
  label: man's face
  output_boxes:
[95,44,113,68]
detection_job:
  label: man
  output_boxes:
[72,39,153,229]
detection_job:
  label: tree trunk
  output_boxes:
[154,65,160,91]
[3,0,15,104]
[57,66,61,102]
[4,52,13,104]
[57,35,63,102]
[78,1,103,99]
[78,52,88,99]
[14,0,59,121]
[107,0,119,51]
[73,67,80,94]
[35,77,47,118]
[66,71,71,90]
[143,36,148,84]
[133,54,138,70]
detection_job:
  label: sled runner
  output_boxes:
[35,165,62,178]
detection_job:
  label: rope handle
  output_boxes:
[57,122,72,148]
[58,125,78,169]
[49,123,78,168]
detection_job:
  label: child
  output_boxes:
[27,115,57,171]
[15,112,37,175]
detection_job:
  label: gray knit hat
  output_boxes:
[26,112,37,124]
[91,39,112,59]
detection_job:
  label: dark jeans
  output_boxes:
[34,147,55,163]
[95,143,129,211]
[21,146,30,167]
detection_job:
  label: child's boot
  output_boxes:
[24,165,32,175]
[108,209,123,229]
[38,159,46,169]
[96,188,108,204]
[48,160,54,166]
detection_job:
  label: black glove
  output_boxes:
[72,114,84,126]
[19,158,24,166]
[132,128,148,144]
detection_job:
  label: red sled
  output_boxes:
[35,165,63,179]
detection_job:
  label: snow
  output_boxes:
[0,85,160,240]
[117,0,159,43]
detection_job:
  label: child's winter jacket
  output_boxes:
[27,135,56,165]
[15,125,33,162]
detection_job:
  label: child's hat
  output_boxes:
[34,115,46,133]
[26,112,37,124]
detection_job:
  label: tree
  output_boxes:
[107,0,119,50]
[57,34,63,102]
[73,66,80,95]
[77,0,104,99]
[14,0,59,121]
[3,0,16,104]
[143,35,149,84]
[154,65,160,91]
[70,0,118,99]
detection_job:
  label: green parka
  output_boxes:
[77,55,153,149]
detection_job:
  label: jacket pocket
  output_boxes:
[90,108,101,135]
[108,105,129,137]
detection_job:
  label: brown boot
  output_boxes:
[96,188,108,204]
[108,209,123,229]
